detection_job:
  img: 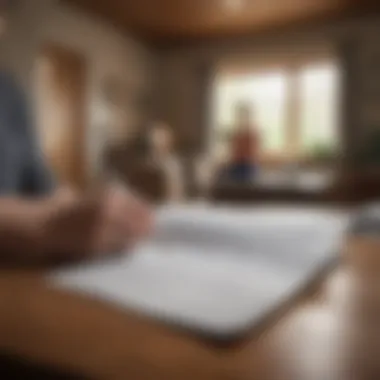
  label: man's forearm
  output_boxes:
[0,198,50,265]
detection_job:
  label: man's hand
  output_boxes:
[43,187,153,260]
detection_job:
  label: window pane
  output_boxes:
[211,71,288,159]
[299,64,340,158]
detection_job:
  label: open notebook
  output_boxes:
[49,205,349,340]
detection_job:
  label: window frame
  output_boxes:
[209,51,341,169]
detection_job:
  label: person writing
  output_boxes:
[0,3,151,266]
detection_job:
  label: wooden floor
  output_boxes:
[0,236,379,380]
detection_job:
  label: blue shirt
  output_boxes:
[0,71,53,196]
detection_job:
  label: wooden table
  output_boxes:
[0,236,379,380]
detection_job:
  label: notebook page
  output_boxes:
[50,206,349,336]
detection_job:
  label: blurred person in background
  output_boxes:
[224,102,260,183]
[149,121,185,202]
[0,0,152,266]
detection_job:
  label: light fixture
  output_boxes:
[223,0,245,12]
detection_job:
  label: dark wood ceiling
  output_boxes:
[63,0,378,44]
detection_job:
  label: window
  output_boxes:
[210,60,340,166]
[298,64,340,158]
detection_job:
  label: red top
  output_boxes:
[231,127,259,164]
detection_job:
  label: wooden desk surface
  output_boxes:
[0,237,379,380]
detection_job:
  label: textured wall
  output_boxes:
[0,0,155,180]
